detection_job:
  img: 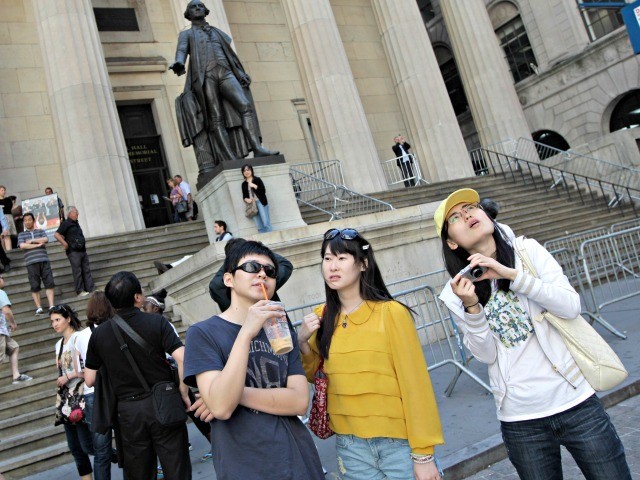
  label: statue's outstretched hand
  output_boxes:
[239,73,251,87]
[169,62,186,76]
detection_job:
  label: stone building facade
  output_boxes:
[0,0,638,236]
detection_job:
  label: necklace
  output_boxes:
[341,300,373,328]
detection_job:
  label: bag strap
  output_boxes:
[110,319,151,393]
[112,315,154,354]
[514,236,539,278]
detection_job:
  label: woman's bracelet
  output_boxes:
[410,453,434,464]
[464,301,479,311]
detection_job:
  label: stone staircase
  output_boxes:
[0,221,209,478]
[299,173,638,243]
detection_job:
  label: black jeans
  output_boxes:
[500,394,631,480]
[64,422,94,476]
[67,250,95,294]
[118,395,191,480]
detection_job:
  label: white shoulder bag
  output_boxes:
[514,237,628,391]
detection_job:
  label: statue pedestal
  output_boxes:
[196,158,307,242]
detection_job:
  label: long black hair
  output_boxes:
[317,232,395,359]
[441,219,515,306]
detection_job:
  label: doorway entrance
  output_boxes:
[117,104,172,227]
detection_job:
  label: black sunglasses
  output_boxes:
[324,228,361,241]
[232,261,277,279]
[50,305,70,316]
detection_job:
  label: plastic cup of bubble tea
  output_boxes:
[262,301,293,355]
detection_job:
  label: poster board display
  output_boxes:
[21,193,62,240]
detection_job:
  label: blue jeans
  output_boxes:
[500,394,631,480]
[336,434,426,480]
[64,421,94,476]
[85,393,113,480]
[253,199,272,233]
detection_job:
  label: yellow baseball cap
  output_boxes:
[433,188,480,237]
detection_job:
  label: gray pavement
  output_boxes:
[21,295,640,480]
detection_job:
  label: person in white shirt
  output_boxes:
[435,188,631,480]
[174,175,194,221]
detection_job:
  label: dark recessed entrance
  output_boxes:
[117,104,172,228]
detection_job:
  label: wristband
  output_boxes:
[464,301,479,312]
[410,453,434,464]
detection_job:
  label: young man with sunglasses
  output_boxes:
[184,241,324,479]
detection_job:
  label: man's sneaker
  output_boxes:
[35,307,44,315]
[12,374,33,384]
[49,305,56,313]
[78,291,90,297]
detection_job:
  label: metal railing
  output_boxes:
[380,154,429,188]
[610,217,640,233]
[578,226,640,339]
[513,138,640,205]
[471,148,640,218]
[290,161,394,221]
[543,227,609,259]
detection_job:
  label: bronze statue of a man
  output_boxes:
[170,0,277,170]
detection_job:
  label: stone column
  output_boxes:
[281,0,386,193]
[170,0,232,41]
[32,0,145,237]
[371,0,473,181]
[440,0,533,148]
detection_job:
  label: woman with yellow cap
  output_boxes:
[435,188,630,480]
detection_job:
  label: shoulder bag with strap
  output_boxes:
[514,237,628,391]
[244,190,259,218]
[307,306,335,439]
[54,336,87,426]
[110,316,187,427]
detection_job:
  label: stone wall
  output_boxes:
[152,203,445,326]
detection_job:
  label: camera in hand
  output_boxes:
[459,264,487,282]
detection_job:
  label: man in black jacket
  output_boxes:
[54,207,95,296]
[392,135,416,187]
[84,271,192,480]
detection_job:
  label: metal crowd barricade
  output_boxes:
[543,227,609,259]
[578,226,640,339]
[380,154,429,188]
[610,217,640,233]
[287,283,491,398]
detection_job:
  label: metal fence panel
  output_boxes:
[610,217,640,233]
[380,154,429,188]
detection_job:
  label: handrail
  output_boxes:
[514,137,640,195]
[379,153,429,187]
[472,148,640,218]
[290,162,394,221]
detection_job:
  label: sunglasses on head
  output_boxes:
[232,261,277,279]
[50,305,70,316]
[324,228,370,249]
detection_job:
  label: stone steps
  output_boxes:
[0,222,208,477]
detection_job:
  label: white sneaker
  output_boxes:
[35,307,44,315]
[79,291,90,297]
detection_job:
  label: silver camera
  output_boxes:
[458,264,487,282]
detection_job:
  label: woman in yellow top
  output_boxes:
[298,228,444,480]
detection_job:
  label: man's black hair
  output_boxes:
[222,241,278,298]
[215,220,227,231]
[480,198,500,220]
[224,237,246,256]
[105,271,143,309]
[23,212,35,221]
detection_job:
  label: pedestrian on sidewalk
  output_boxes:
[298,228,444,480]
[436,188,632,480]
[0,275,32,384]
[18,212,55,315]
[54,207,95,296]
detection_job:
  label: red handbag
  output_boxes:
[308,357,334,439]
